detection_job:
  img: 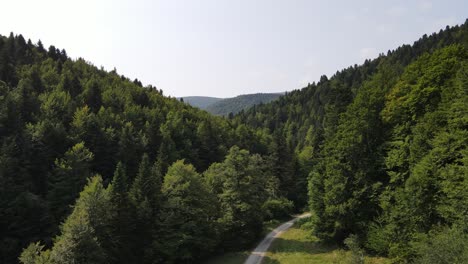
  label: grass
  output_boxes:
[203,218,390,264]
[263,227,390,264]
[203,220,282,264]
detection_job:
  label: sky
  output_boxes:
[0,1,467,98]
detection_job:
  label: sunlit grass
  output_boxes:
[264,227,390,264]
[203,219,390,264]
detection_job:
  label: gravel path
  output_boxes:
[244,213,311,264]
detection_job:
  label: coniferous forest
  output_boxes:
[0,20,467,264]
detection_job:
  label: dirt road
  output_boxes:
[244,213,311,264]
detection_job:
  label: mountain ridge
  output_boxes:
[181,92,284,116]
[179,96,222,109]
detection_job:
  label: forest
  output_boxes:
[204,93,283,116]
[181,93,282,116]
[0,20,467,264]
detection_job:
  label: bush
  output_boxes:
[365,222,391,255]
[19,242,50,264]
[344,234,364,264]
[262,198,294,220]
[295,215,313,230]
[412,226,468,264]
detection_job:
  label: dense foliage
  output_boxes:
[0,33,292,263]
[236,21,468,262]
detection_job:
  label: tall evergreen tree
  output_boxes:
[128,154,161,263]
[21,176,112,264]
[48,142,94,223]
[108,162,134,263]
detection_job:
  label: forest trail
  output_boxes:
[244,213,311,264]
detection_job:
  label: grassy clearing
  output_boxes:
[263,227,389,264]
[203,217,390,264]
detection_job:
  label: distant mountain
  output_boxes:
[180,96,222,109]
[206,93,283,116]
[182,93,283,116]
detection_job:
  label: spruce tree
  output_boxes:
[128,154,161,263]
[48,142,94,223]
[108,162,134,263]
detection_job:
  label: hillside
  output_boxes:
[234,20,468,262]
[181,93,283,116]
[206,93,283,116]
[0,33,292,264]
[179,96,222,109]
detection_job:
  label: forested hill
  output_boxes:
[205,93,283,116]
[1,20,468,264]
[179,96,222,109]
[234,20,468,262]
[0,33,294,264]
[182,92,283,116]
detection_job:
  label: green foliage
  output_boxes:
[107,162,134,263]
[262,197,294,220]
[411,226,468,264]
[236,21,468,262]
[317,59,398,241]
[160,160,217,262]
[364,221,391,256]
[371,45,468,260]
[0,32,271,262]
[205,146,272,249]
[128,154,161,263]
[19,242,50,264]
[4,21,468,264]
[344,235,364,264]
[48,176,111,264]
[48,142,94,223]
[22,176,112,264]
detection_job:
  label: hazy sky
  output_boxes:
[1,1,467,97]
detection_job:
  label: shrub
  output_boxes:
[365,222,391,255]
[344,234,364,264]
[412,226,468,264]
[262,198,294,220]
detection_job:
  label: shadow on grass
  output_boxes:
[260,256,281,264]
[202,251,249,264]
[202,252,283,264]
[268,237,338,255]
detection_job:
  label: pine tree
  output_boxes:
[21,176,112,264]
[48,142,94,223]
[108,162,134,263]
[128,154,161,263]
[82,78,102,112]
[49,176,112,264]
